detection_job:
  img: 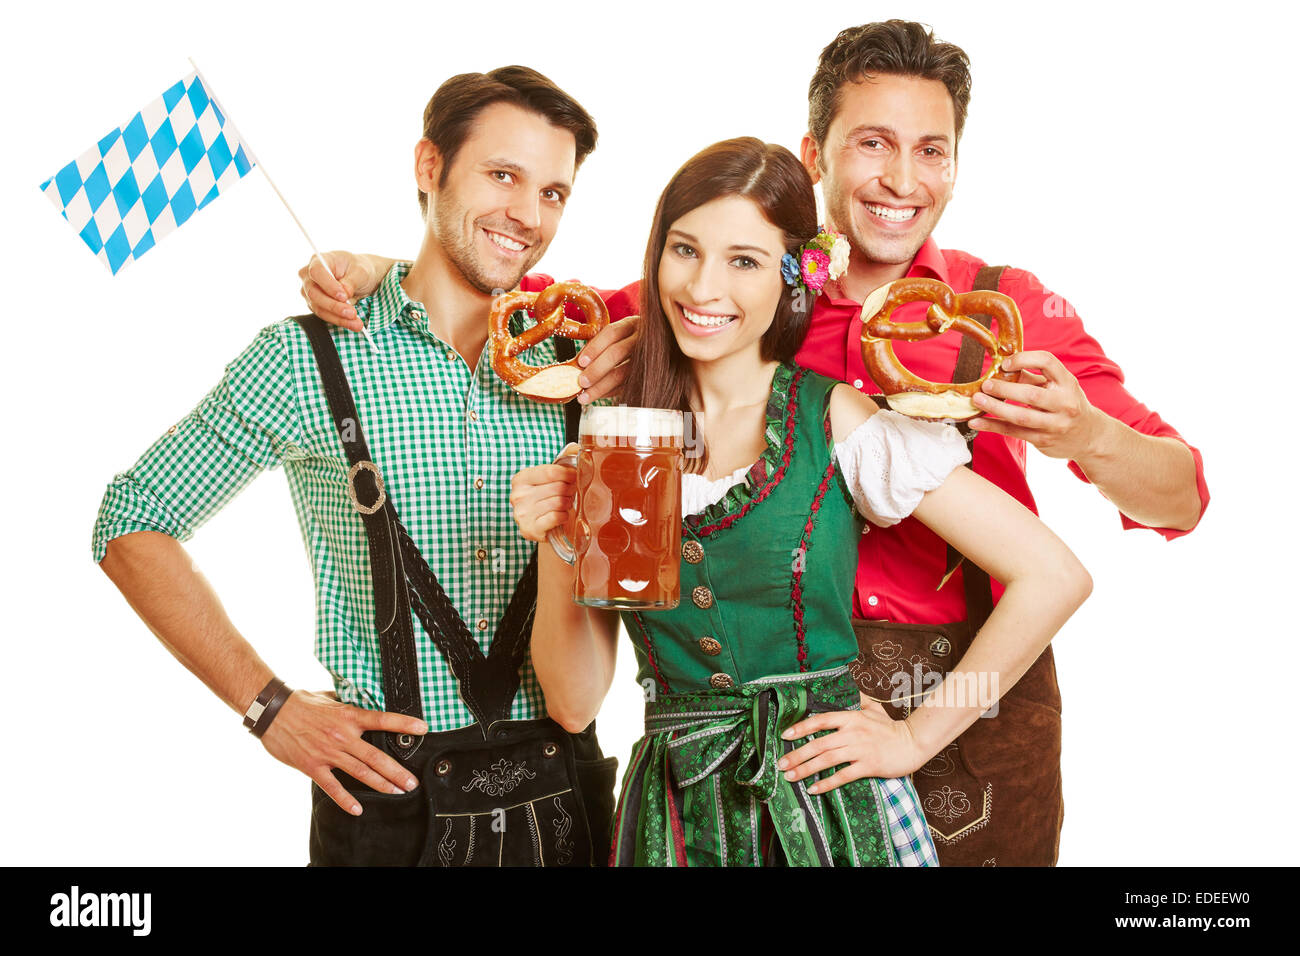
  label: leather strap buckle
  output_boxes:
[346,460,386,515]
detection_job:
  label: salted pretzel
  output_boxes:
[859,277,1024,421]
[487,281,609,403]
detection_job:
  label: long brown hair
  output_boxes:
[621,137,818,471]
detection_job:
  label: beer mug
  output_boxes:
[548,406,683,610]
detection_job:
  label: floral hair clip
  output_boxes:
[781,228,850,296]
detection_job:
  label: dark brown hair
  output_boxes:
[621,138,818,471]
[807,20,972,151]
[417,65,598,216]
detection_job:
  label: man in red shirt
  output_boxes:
[301,22,1208,866]
[781,20,1208,866]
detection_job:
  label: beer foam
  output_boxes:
[580,405,683,443]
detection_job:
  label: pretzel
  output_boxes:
[487,281,609,403]
[858,277,1023,421]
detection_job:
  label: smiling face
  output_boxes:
[656,195,789,368]
[804,73,957,271]
[422,101,576,294]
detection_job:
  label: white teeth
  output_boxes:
[867,204,917,222]
[682,307,735,328]
[487,231,525,251]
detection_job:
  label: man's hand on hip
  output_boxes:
[259,690,428,815]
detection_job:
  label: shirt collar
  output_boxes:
[906,236,949,284]
[820,236,950,308]
[354,261,426,335]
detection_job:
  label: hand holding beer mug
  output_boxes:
[548,406,684,610]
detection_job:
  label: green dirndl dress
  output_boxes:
[608,363,939,867]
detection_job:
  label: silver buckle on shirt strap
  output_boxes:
[346,460,387,515]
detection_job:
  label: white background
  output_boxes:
[2,0,1294,866]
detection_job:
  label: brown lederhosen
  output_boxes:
[852,265,1064,867]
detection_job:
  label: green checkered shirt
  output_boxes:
[92,263,569,731]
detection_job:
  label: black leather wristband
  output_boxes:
[243,678,293,738]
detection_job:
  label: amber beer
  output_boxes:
[549,406,683,610]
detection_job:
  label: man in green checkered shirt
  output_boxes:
[93,67,638,835]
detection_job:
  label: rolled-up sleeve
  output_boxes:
[91,322,305,562]
[1005,267,1210,540]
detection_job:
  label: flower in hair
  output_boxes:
[781,253,802,287]
[827,233,850,277]
[800,249,831,291]
[783,228,850,297]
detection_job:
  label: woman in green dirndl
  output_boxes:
[511,138,1092,866]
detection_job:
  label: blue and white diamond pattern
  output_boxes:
[39,71,255,274]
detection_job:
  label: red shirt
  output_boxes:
[793,238,1211,623]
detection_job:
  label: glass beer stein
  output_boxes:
[548,406,683,610]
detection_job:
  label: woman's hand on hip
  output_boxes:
[777,696,926,791]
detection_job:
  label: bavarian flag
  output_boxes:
[39,70,255,274]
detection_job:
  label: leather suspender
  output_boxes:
[865,265,1007,632]
[556,336,582,449]
[292,314,423,753]
[945,265,1006,632]
[291,314,581,752]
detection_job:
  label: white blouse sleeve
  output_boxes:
[834,410,971,527]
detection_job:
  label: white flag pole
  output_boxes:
[188,57,380,355]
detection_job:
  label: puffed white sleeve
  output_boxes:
[834,410,971,527]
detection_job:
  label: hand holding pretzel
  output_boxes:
[968,350,1106,460]
[859,277,1023,421]
[489,280,609,403]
